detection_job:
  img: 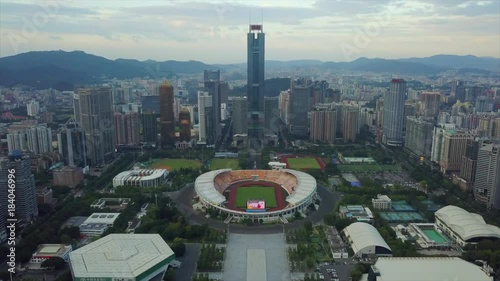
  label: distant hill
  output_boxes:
[0,50,498,90]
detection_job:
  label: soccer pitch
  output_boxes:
[149,158,201,171]
[287,157,321,169]
[235,186,277,208]
[210,159,240,170]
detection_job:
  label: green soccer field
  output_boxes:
[235,186,277,208]
[149,158,201,171]
[287,157,321,169]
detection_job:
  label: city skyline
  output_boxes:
[1,0,499,63]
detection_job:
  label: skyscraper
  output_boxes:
[420,92,441,117]
[27,100,39,117]
[474,143,500,209]
[247,24,265,146]
[73,94,81,124]
[405,117,434,159]
[114,112,140,145]
[57,127,86,167]
[26,125,52,154]
[288,82,311,137]
[231,97,248,135]
[6,132,27,153]
[179,108,191,142]
[439,130,475,174]
[204,71,222,143]
[451,80,465,101]
[159,81,175,147]
[310,110,337,143]
[78,87,115,167]
[342,105,360,142]
[264,97,279,134]
[0,153,38,224]
[458,139,484,191]
[383,79,406,146]
[198,91,213,144]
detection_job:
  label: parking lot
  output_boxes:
[316,263,353,281]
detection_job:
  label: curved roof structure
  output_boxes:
[284,169,317,206]
[435,205,500,241]
[194,169,229,205]
[343,222,391,256]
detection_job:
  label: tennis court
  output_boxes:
[380,211,426,222]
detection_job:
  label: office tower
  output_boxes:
[78,87,115,167]
[179,108,191,142]
[475,96,494,113]
[73,94,81,124]
[375,99,384,127]
[247,24,265,145]
[25,125,52,154]
[264,97,279,134]
[141,96,161,113]
[204,70,220,81]
[342,105,360,142]
[383,79,406,146]
[159,81,175,147]
[405,117,434,159]
[220,82,229,104]
[467,86,484,103]
[310,110,337,143]
[459,139,484,191]
[57,128,86,167]
[420,92,441,117]
[279,90,290,122]
[141,112,159,143]
[288,82,311,137]
[451,80,465,101]
[0,153,38,223]
[439,130,475,174]
[474,143,500,209]
[7,132,27,153]
[198,91,213,144]
[114,112,140,145]
[27,100,39,117]
[231,97,248,135]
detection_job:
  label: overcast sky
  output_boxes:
[0,0,499,63]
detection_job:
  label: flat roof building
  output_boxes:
[372,195,391,210]
[79,213,120,237]
[343,222,392,258]
[364,257,492,281]
[339,205,374,223]
[30,244,72,267]
[70,234,175,281]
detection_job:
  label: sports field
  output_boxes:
[149,158,201,171]
[235,186,277,208]
[287,157,321,169]
[210,159,239,170]
[337,164,400,172]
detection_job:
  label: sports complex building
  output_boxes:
[70,234,175,281]
[113,167,168,188]
[342,222,392,258]
[435,205,500,247]
[194,169,317,222]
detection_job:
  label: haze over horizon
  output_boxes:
[1,0,499,63]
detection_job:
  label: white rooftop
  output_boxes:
[194,169,229,205]
[343,222,391,256]
[70,234,174,279]
[284,169,317,206]
[82,213,121,225]
[371,257,491,281]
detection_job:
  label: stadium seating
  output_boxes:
[213,170,298,195]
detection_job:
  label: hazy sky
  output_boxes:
[0,0,499,63]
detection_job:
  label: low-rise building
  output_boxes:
[36,186,53,205]
[90,198,131,210]
[372,194,391,210]
[343,222,392,258]
[79,213,120,237]
[30,244,72,267]
[52,166,84,188]
[339,205,374,224]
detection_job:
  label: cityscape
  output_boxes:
[0,1,500,281]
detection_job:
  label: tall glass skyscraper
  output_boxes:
[247,24,265,146]
[383,79,406,146]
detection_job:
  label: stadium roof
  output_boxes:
[194,169,229,205]
[435,205,500,241]
[343,222,391,256]
[283,169,317,206]
[70,234,174,279]
[369,257,491,281]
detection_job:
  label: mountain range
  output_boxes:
[0,50,498,90]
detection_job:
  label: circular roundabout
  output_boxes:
[194,169,317,223]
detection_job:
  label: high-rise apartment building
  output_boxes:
[0,153,38,224]
[440,130,475,174]
[431,123,456,164]
[73,94,81,124]
[247,24,265,145]
[420,92,441,117]
[310,110,337,143]
[6,132,27,153]
[204,71,222,143]
[264,97,279,134]
[179,108,191,142]
[27,100,39,117]
[231,97,248,135]
[375,99,384,127]
[57,127,86,167]
[198,91,213,144]
[474,143,500,209]
[341,105,360,142]
[159,81,175,147]
[383,79,406,146]
[288,83,311,137]
[78,87,115,167]
[405,117,434,159]
[458,139,485,191]
[114,112,140,145]
[26,125,52,154]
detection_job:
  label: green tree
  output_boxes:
[171,237,186,257]
[41,257,65,269]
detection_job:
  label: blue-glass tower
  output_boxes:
[247,24,265,146]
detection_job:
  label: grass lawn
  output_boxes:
[149,158,201,171]
[287,157,321,169]
[235,186,277,208]
[210,159,239,170]
[337,164,400,172]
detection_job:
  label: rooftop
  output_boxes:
[34,244,71,256]
[82,213,121,225]
[70,234,175,279]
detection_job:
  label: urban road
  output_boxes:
[170,183,339,234]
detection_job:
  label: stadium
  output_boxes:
[194,169,317,222]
